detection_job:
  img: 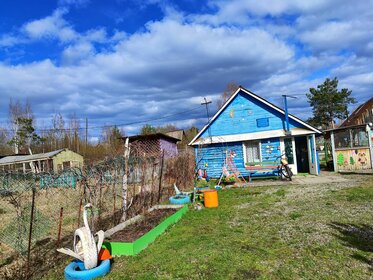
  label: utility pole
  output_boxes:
[85,117,88,154]
[201,97,212,143]
[282,95,297,136]
[201,97,212,122]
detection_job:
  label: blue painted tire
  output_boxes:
[169,195,190,204]
[65,259,111,280]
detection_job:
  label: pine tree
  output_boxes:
[307,78,356,129]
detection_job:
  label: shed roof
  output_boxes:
[124,133,180,143]
[0,149,65,165]
[165,130,185,141]
[324,123,368,132]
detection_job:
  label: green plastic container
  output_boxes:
[103,205,188,256]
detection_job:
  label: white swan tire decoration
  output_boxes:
[57,203,105,270]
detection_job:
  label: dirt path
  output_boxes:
[244,171,353,187]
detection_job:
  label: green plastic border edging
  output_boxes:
[103,205,188,256]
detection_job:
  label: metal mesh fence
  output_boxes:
[0,149,195,279]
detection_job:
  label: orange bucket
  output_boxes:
[98,248,112,260]
[203,189,218,208]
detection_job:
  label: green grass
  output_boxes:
[333,185,373,202]
[43,176,373,279]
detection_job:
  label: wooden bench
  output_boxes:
[245,162,279,182]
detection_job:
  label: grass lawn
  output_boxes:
[45,175,372,279]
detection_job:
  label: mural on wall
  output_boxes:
[261,139,281,161]
[336,148,371,171]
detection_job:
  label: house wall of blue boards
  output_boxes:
[190,87,321,179]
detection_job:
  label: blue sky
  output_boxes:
[0,0,372,141]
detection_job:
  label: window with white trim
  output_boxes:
[244,141,261,163]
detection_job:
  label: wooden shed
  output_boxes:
[124,133,179,158]
[0,148,84,173]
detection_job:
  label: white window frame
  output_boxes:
[243,140,262,164]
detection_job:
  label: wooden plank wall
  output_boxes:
[195,142,243,178]
[260,138,281,162]
[200,92,302,138]
[195,137,282,179]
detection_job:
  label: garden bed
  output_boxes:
[110,208,177,242]
[103,204,188,256]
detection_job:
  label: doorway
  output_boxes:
[295,136,309,173]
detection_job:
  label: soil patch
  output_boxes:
[110,209,176,242]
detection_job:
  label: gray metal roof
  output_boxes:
[165,130,184,141]
[0,149,65,165]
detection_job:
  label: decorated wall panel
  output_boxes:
[335,148,371,171]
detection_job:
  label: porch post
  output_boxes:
[367,125,373,168]
[330,132,337,172]
[284,96,290,132]
[312,134,319,175]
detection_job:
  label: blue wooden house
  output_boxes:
[189,86,322,178]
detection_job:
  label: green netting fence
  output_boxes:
[0,150,195,279]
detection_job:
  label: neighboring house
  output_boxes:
[125,133,179,158]
[340,97,373,127]
[0,148,84,173]
[189,86,322,178]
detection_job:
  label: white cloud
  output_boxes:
[0,34,23,47]
[300,20,373,54]
[194,0,373,58]
[106,19,293,91]
[193,0,336,25]
[61,42,95,65]
[84,28,108,43]
[0,8,116,49]
[22,8,77,42]
[0,1,373,135]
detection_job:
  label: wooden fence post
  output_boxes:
[121,138,130,222]
[26,186,36,278]
[158,151,165,203]
[56,207,64,247]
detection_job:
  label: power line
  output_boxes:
[0,107,202,134]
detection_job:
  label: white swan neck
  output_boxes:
[83,206,90,233]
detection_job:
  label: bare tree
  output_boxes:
[8,99,34,154]
[0,127,11,154]
[100,126,124,156]
[52,113,65,150]
[69,113,81,153]
[216,82,240,109]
